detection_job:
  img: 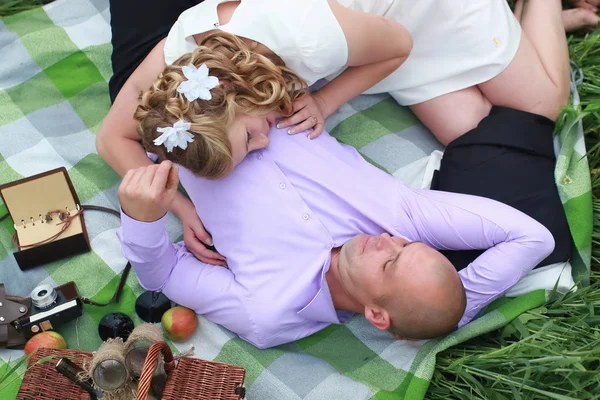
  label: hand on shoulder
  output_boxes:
[277,92,328,140]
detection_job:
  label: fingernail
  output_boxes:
[206,239,213,246]
[288,129,294,135]
[276,123,282,129]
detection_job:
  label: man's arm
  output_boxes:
[117,213,255,339]
[397,185,555,326]
[116,162,256,343]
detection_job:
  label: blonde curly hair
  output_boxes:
[135,31,306,179]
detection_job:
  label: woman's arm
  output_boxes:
[279,57,408,136]
[96,39,167,177]
[279,1,412,136]
[323,0,413,111]
[313,57,408,119]
[97,39,225,265]
[329,0,413,67]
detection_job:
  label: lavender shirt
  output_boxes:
[118,128,554,349]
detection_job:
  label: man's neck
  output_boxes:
[326,247,363,314]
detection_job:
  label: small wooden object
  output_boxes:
[0,167,90,270]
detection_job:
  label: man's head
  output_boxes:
[337,233,466,339]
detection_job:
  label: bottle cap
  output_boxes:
[135,291,172,323]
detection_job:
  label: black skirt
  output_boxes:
[431,106,573,271]
[107,0,204,102]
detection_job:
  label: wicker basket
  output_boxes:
[16,343,246,400]
[17,348,91,400]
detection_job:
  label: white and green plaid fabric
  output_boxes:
[0,1,592,398]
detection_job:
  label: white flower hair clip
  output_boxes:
[177,63,219,102]
[154,120,195,152]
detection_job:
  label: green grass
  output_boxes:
[429,31,600,400]
[1,1,599,399]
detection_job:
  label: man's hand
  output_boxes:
[118,161,179,222]
[276,92,328,140]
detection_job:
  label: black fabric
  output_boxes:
[431,106,573,271]
[108,0,204,103]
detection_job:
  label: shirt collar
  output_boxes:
[297,258,354,324]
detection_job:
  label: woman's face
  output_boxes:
[227,111,279,166]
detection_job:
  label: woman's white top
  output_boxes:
[164,0,349,89]
[164,0,521,105]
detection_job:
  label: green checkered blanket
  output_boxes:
[0,1,592,399]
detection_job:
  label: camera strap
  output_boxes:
[80,261,133,307]
[78,205,134,308]
[0,284,31,348]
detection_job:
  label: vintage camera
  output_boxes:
[12,281,83,339]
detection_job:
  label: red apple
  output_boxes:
[24,331,67,356]
[161,306,198,342]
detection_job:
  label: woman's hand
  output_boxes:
[172,191,227,267]
[568,0,599,12]
[277,92,328,140]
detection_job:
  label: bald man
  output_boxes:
[116,124,553,348]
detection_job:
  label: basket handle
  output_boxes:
[136,341,175,400]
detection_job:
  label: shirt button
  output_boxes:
[257,153,263,160]
[302,214,309,220]
[494,37,502,48]
[279,183,286,190]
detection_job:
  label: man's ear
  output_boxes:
[364,306,390,331]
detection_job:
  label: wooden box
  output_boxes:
[0,167,90,270]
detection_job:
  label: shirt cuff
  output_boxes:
[120,209,168,248]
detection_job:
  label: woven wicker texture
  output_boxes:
[161,357,247,400]
[138,341,246,400]
[17,345,246,400]
[16,348,92,400]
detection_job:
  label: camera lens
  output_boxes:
[30,284,58,309]
[125,339,153,379]
[93,359,128,391]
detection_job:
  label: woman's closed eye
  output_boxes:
[246,131,252,152]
